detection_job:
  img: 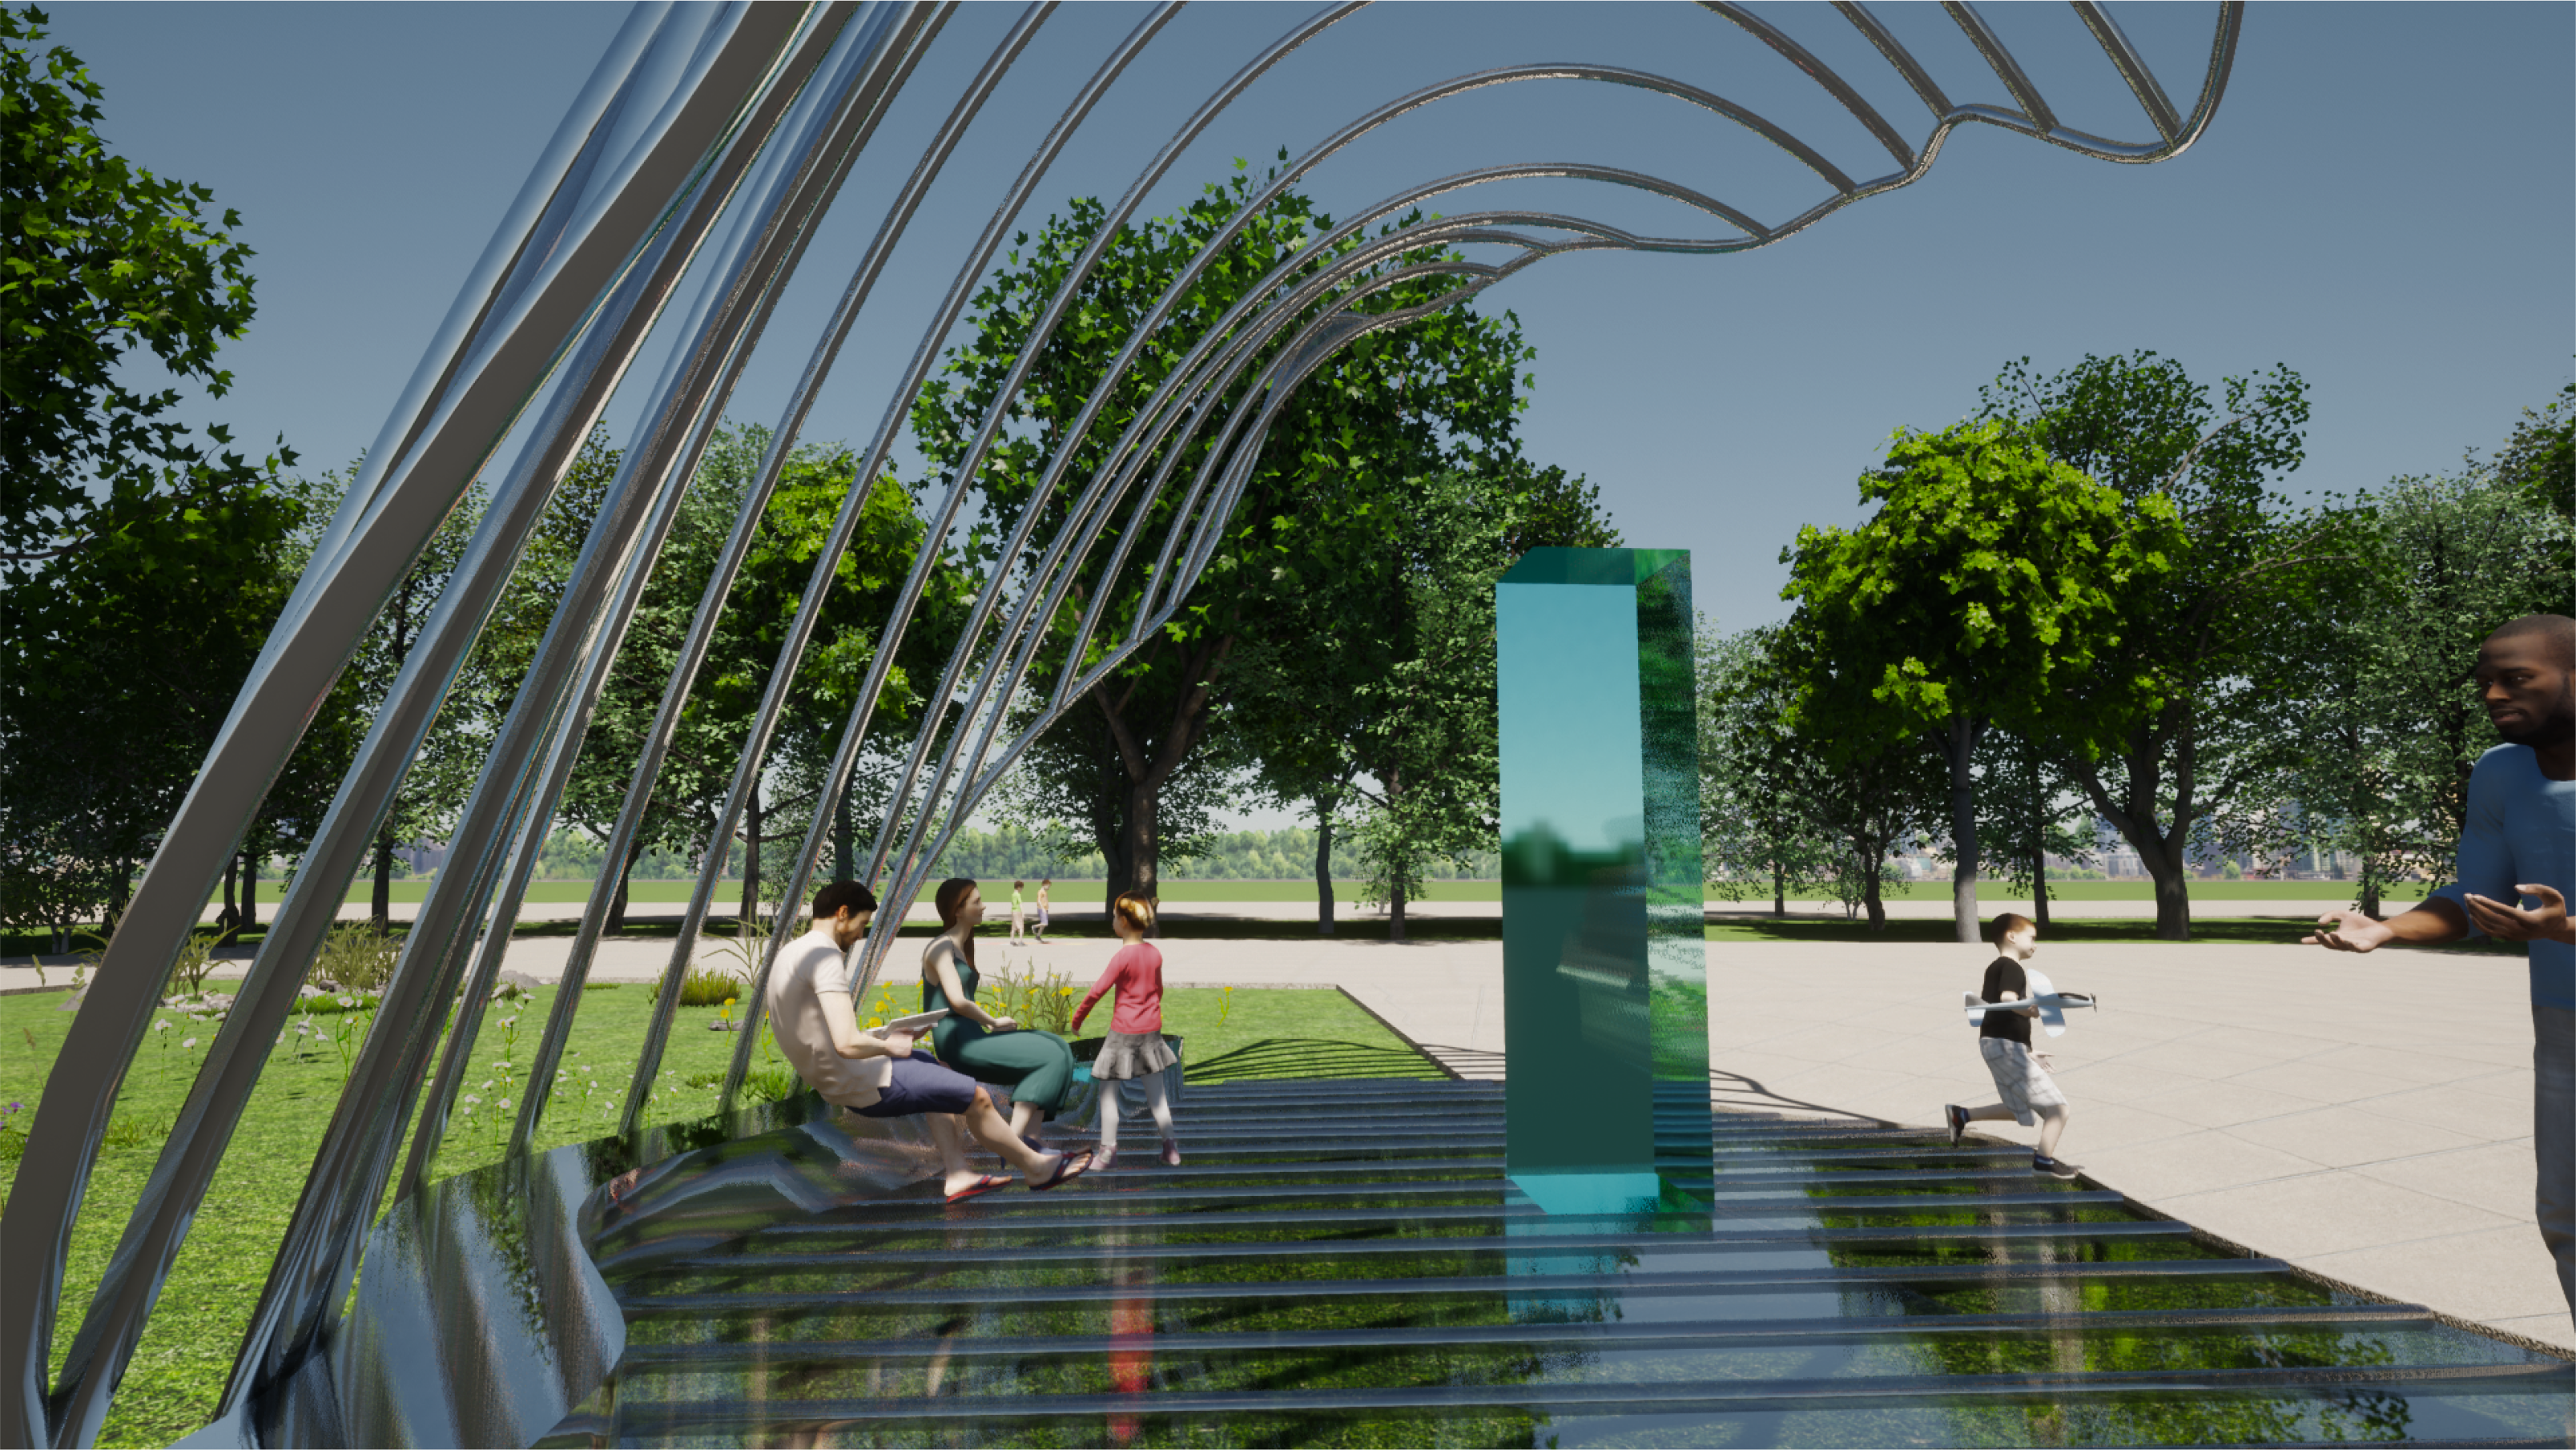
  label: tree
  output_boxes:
[0,481,307,942]
[1232,460,1614,934]
[2291,464,2571,913]
[911,156,1530,913]
[1971,722,2098,930]
[1978,352,2332,940]
[1696,621,1832,915]
[1777,420,2176,941]
[1,4,292,569]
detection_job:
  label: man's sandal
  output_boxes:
[1027,1150,1094,1192]
[944,1174,1008,1204]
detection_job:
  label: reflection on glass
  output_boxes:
[1497,548,1710,1209]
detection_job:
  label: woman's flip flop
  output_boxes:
[1026,1150,1094,1192]
[944,1174,1008,1204]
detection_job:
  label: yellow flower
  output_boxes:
[867,1017,883,1029]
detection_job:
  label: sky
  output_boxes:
[38,2,2576,830]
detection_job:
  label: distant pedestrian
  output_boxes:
[1072,892,1181,1168]
[1945,912,2079,1179]
[1009,879,1027,945]
[1035,877,1052,943]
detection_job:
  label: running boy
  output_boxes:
[1944,912,2079,1179]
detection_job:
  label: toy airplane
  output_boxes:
[1962,966,2097,1037]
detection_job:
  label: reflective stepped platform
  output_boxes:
[560,1077,2574,1447]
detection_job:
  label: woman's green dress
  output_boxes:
[924,948,1075,1117]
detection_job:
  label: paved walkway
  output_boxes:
[7,930,2562,1353]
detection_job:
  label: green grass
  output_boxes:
[0,981,1431,1446]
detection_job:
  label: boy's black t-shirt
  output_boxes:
[1979,957,2032,1045]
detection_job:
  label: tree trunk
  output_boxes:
[240,849,257,932]
[2148,859,2192,939]
[1863,856,1886,932]
[607,839,642,935]
[739,782,763,930]
[1314,795,1336,936]
[1772,859,1785,916]
[372,825,396,932]
[1119,776,1161,912]
[106,861,133,936]
[2029,743,2052,932]
[1942,714,1985,945]
[833,789,854,884]
[1389,874,1408,943]
[218,854,239,945]
[2358,860,2382,920]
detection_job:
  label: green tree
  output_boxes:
[1695,620,1831,915]
[1978,351,2332,940]
[0,482,306,941]
[1777,421,2176,941]
[2291,464,2572,913]
[1972,721,2099,930]
[1233,460,1613,934]
[1,4,292,568]
[911,157,1532,912]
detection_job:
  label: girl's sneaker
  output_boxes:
[2032,1154,2081,1180]
[1161,1138,1181,1167]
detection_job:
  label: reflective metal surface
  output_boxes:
[557,1079,2576,1446]
[4,5,2256,1444]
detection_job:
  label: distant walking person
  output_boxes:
[1071,892,1181,1168]
[924,876,1079,1145]
[1036,876,1052,943]
[1945,912,2079,1179]
[2307,614,2575,1319]
[1009,879,1027,945]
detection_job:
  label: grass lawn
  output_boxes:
[0,981,1427,1447]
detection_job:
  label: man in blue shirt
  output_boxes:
[2308,614,2575,1320]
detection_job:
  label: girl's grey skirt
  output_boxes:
[1090,1029,1177,1081]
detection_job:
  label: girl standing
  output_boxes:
[1008,879,1026,945]
[1035,877,1051,943]
[1071,892,1180,1167]
[924,877,1077,1145]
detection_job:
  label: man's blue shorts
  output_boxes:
[852,1056,980,1118]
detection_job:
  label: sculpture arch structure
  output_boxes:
[2,3,2244,1443]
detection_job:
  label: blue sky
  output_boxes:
[46,2,2575,638]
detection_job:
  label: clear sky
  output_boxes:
[46,2,2574,634]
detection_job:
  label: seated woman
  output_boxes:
[923,876,1077,1144]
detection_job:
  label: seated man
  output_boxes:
[770,880,1089,1202]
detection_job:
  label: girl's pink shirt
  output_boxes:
[1071,941,1163,1037]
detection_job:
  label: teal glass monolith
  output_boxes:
[1496,547,1709,1217]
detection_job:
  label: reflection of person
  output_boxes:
[1009,879,1026,945]
[1945,912,2079,1179]
[1072,892,1181,1168]
[2306,614,2575,1318]
[924,876,1078,1144]
[1036,877,1052,943]
[766,880,1089,1202]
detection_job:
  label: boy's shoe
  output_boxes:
[1943,1105,1970,1148]
[2031,1155,2081,1180]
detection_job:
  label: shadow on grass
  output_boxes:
[1188,1036,1448,1084]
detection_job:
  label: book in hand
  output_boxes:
[856,1009,949,1089]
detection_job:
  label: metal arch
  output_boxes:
[4,3,2253,1443]
[5,7,824,1444]
[219,2,912,1420]
[714,0,2248,1093]
[219,0,927,1411]
[613,0,1380,1138]
[609,2,1189,1140]
[513,1,1058,1158]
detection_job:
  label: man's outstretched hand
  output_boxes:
[2304,909,2394,953]
[2463,884,2574,945]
